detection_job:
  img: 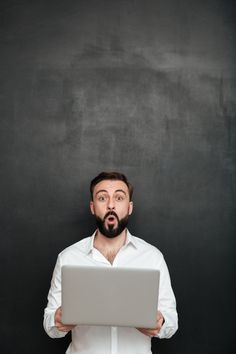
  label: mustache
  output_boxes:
[103,211,119,221]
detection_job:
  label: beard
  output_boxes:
[95,211,129,238]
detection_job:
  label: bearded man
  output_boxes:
[43,171,178,354]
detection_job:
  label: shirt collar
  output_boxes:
[125,229,138,249]
[84,229,138,255]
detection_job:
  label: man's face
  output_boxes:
[90,180,133,238]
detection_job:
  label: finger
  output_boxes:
[57,325,74,332]
[58,327,70,332]
[148,329,158,336]
[55,308,62,322]
[137,328,158,337]
[157,311,164,324]
[157,317,164,329]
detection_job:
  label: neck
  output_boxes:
[95,228,127,249]
[94,229,127,264]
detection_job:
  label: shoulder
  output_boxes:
[59,236,90,255]
[131,234,171,271]
[130,234,165,265]
[57,236,94,266]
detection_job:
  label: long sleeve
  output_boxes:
[156,256,178,339]
[43,255,67,338]
[43,233,178,353]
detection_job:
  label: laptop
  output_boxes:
[61,265,160,328]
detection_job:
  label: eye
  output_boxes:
[97,195,107,202]
[115,194,125,201]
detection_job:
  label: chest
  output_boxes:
[95,247,120,264]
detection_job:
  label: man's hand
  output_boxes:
[54,307,76,332]
[137,311,165,337]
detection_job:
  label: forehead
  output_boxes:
[93,180,129,195]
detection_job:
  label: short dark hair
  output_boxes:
[90,171,133,200]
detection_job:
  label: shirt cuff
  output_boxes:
[44,310,67,339]
[156,311,178,339]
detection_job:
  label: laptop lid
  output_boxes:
[61,265,159,328]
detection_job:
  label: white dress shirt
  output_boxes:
[44,230,178,354]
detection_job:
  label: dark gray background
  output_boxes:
[0,0,235,353]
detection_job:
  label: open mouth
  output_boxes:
[104,212,118,226]
[107,215,116,223]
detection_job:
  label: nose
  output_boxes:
[107,197,115,210]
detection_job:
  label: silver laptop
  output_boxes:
[61,265,160,328]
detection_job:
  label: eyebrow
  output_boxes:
[115,189,127,195]
[95,189,127,196]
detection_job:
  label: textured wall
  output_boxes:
[0,1,235,353]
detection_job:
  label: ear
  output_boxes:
[90,201,95,215]
[128,201,133,215]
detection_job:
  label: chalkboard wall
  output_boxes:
[0,1,235,353]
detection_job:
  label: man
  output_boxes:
[44,171,178,354]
